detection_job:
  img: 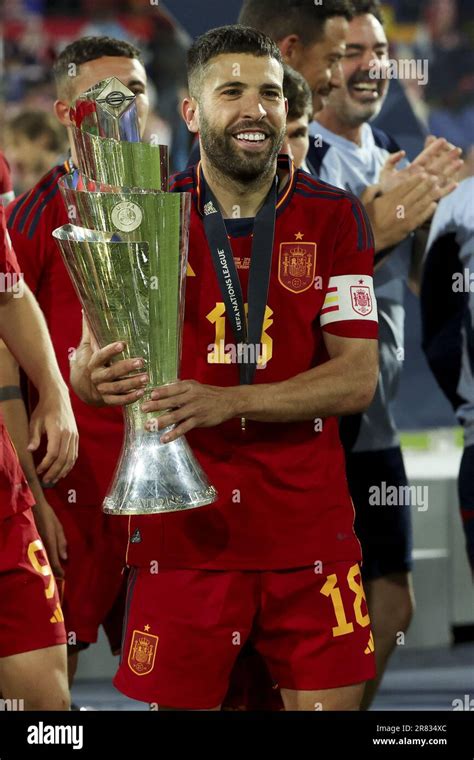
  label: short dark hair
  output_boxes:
[6,110,67,153]
[53,36,143,99]
[238,0,354,46]
[283,65,312,121]
[187,25,283,98]
[351,0,384,23]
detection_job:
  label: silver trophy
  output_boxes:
[53,77,217,515]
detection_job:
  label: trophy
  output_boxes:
[53,77,217,515]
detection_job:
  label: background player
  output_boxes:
[238,0,353,115]
[2,36,149,694]
[0,205,77,710]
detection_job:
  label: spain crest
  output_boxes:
[128,629,159,676]
[278,242,317,294]
[350,284,373,316]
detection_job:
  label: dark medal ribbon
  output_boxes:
[201,167,277,431]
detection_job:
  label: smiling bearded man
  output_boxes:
[71,25,380,712]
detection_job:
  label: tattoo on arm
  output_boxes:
[0,386,23,402]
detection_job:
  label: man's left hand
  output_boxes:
[141,380,239,443]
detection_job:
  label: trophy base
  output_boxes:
[102,427,218,515]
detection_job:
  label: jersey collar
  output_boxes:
[194,153,296,219]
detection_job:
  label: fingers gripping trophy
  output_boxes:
[53,77,217,515]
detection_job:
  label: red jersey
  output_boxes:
[126,156,378,570]
[6,162,124,509]
[0,151,14,208]
[0,207,35,520]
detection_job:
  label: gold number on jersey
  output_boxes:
[347,562,370,628]
[320,563,370,637]
[27,539,55,600]
[206,303,231,364]
[206,302,273,366]
[320,573,355,637]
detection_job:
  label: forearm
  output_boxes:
[1,398,48,502]
[0,343,46,503]
[0,285,67,397]
[359,190,402,253]
[231,350,378,423]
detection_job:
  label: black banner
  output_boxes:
[0,710,473,757]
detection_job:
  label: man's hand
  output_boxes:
[70,315,109,406]
[412,135,464,190]
[83,340,238,443]
[29,387,79,484]
[365,173,442,252]
[32,500,67,579]
[378,150,414,194]
[87,342,149,407]
[70,314,149,407]
[0,282,79,482]
[377,136,462,196]
[141,380,238,443]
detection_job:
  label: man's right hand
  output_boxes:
[70,315,148,407]
[88,342,149,407]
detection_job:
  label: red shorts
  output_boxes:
[0,508,67,658]
[114,561,376,709]
[49,495,128,653]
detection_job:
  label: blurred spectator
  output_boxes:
[414,0,474,151]
[146,8,191,170]
[4,110,68,194]
[81,0,132,40]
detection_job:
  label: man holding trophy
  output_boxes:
[70,26,379,711]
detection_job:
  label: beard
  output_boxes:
[199,113,285,184]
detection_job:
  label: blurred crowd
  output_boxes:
[2,0,190,188]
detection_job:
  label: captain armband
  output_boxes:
[320,275,378,327]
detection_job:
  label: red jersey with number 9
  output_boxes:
[125,156,378,571]
[0,206,35,520]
